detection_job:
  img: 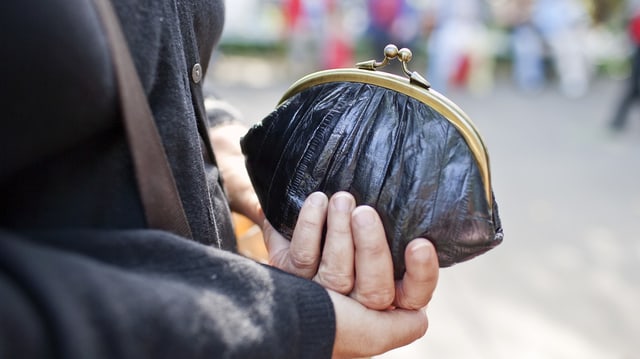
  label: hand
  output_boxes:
[264,191,439,309]
[208,123,263,224]
[264,192,439,357]
[328,289,428,359]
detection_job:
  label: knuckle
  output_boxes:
[395,282,433,310]
[317,271,354,294]
[358,238,388,256]
[397,295,428,311]
[290,250,318,270]
[298,216,323,231]
[359,287,395,309]
[326,225,351,238]
[268,250,288,269]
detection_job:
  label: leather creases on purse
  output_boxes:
[241,45,503,278]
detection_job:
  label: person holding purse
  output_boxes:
[0,0,439,358]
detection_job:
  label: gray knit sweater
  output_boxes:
[0,0,335,357]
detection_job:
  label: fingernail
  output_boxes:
[409,239,437,265]
[411,240,432,254]
[332,193,352,212]
[308,192,327,207]
[353,207,375,227]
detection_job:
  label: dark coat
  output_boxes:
[0,0,335,357]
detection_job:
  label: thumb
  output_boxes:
[328,290,428,358]
[261,219,291,268]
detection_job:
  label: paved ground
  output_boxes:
[209,58,640,359]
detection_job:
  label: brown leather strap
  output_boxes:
[93,0,193,238]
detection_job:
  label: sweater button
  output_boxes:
[191,63,202,83]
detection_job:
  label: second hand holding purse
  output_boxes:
[241,45,503,278]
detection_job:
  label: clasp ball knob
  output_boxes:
[398,48,413,63]
[384,44,399,59]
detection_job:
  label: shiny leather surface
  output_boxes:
[241,82,503,277]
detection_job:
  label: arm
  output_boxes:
[0,230,334,359]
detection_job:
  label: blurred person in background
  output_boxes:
[283,0,328,74]
[367,0,404,54]
[424,0,494,94]
[494,0,546,93]
[320,0,355,69]
[531,0,593,98]
[365,0,422,58]
[495,0,592,97]
[610,0,640,130]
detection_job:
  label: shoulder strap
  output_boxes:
[93,0,193,238]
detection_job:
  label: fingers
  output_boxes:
[313,192,356,294]
[349,206,395,310]
[328,290,428,359]
[394,238,439,310]
[279,192,328,278]
[239,192,264,225]
[328,238,434,358]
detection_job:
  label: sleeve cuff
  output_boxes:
[266,265,336,359]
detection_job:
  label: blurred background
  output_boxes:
[209,0,640,357]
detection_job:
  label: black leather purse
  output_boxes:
[241,45,503,278]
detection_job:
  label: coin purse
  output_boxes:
[241,45,503,277]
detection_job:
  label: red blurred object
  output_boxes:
[369,0,403,29]
[283,0,302,30]
[629,12,640,45]
[451,53,471,87]
[323,35,353,69]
